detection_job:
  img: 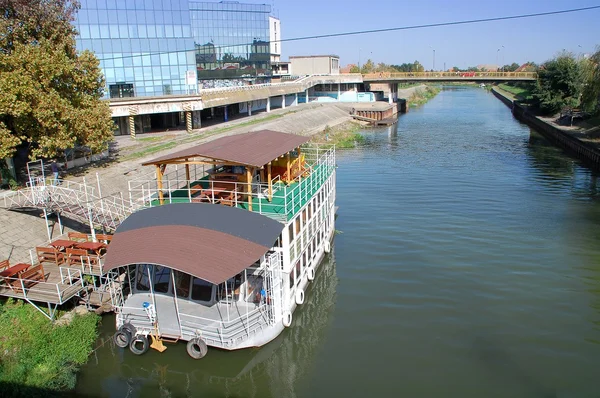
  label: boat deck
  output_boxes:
[121,293,267,339]
[0,263,87,305]
[147,161,333,222]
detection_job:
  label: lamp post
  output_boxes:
[358,48,361,72]
[496,48,500,70]
[501,45,505,71]
[430,46,435,71]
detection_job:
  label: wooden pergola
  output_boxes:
[141,130,311,210]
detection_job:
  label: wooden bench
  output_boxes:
[95,234,113,245]
[11,264,45,293]
[68,232,90,242]
[66,248,100,269]
[36,246,64,265]
[219,189,241,207]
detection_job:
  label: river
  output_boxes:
[75,87,600,397]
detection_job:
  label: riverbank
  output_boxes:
[408,86,441,107]
[311,120,365,148]
[0,299,99,397]
[492,86,600,170]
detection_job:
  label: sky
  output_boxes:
[268,0,600,69]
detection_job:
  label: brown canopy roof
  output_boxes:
[142,130,310,168]
[103,203,283,284]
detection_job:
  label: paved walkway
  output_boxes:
[0,102,357,262]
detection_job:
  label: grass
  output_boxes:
[121,112,288,161]
[0,299,100,397]
[311,122,365,149]
[498,83,535,102]
[409,86,441,107]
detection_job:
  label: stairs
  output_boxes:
[2,179,140,232]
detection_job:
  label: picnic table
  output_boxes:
[0,263,31,283]
[76,241,107,256]
[192,186,227,203]
[50,239,79,251]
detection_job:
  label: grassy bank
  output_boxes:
[409,86,441,107]
[121,112,288,161]
[311,121,365,149]
[0,300,99,397]
[498,83,534,102]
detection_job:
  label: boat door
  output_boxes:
[152,266,182,338]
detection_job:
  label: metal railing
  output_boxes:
[127,145,336,222]
[3,176,140,232]
[363,71,537,79]
[0,269,85,304]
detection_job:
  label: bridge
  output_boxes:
[362,71,537,82]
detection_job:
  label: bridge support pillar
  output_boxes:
[338,83,341,101]
[266,97,271,112]
[388,92,393,104]
[248,102,252,116]
[295,93,298,106]
[128,115,136,139]
[224,105,228,122]
[281,95,286,109]
[192,110,201,129]
[211,108,215,118]
[305,89,309,103]
[185,111,192,134]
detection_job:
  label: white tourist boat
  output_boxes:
[103,130,336,359]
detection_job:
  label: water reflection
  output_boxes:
[76,251,338,397]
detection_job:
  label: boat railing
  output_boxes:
[127,145,336,221]
[0,270,85,305]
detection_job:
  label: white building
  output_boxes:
[269,16,281,63]
[289,55,340,76]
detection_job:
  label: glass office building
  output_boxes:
[74,0,273,98]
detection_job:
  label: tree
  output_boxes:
[580,47,600,113]
[501,62,520,72]
[349,65,360,73]
[360,59,375,74]
[533,52,581,114]
[0,0,114,160]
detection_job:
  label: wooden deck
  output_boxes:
[0,263,87,305]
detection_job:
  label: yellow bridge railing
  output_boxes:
[362,72,537,80]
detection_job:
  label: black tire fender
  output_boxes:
[114,329,131,348]
[186,338,208,360]
[129,334,149,355]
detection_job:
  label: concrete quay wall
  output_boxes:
[492,87,600,171]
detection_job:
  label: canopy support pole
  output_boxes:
[156,165,164,205]
[246,167,253,211]
[286,152,291,184]
[185,162,191,202]
[267,162,272,202]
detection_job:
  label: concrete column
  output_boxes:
[211,108,215,118]
[338,83,341,101]
[185,111,192,134]
[266,97,271,112]
[128,115,136,139]
[192,110,201,129]
[248,101,252,116]
[224,105,228,122]
[281,95,286,109]
[295,93,298,106]
[305,89,309,103]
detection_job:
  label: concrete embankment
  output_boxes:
[492,87,600,171]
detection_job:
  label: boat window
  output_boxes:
[136,264,152,292]
[246,275,263,303]
[218,274,243,301]
[173,271,191,298]
[191,277,213,302]
[154,266,171,294]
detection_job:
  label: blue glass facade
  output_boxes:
[74,0,272,97]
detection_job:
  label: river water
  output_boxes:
[76,87,600,397]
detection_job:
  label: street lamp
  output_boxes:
[430,46,435,71]
[496,48,500,70]
[358,48,361,72]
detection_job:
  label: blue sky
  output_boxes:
[271,0,600,69]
